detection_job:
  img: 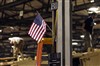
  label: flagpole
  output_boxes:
[46,23,54,35]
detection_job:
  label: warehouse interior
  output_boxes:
[1,0,100,66]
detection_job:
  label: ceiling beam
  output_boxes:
[24,12,52,20]
[0,18,52,26]
[38,0,47,5]
[0,19,33,26]
[6,6,51,18]
[0,0,32,10]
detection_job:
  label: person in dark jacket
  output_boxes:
[83,12,97,51]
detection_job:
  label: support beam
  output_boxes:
[0,19,33,26]
[37,0,48,5]
[24,12,52,20]
[0,19,52,26]
[57,1,63,66]
[6,6,51,18]
[57,0,71,66]
[65,1,71,66]
[3,11,16,19]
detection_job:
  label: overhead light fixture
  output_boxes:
[90,0,94,2]
[88,11,93,14]
[88,7,100,13]
[72,39,82,41]
[88,7,98,12]
[10,27,14,30]
[94,23,97,25]
[80,35,85,38]
[11,34,13,35]
[72,42,78,45]
[95,11,100,13]
[19,11,24,16]
[0,30,2,32]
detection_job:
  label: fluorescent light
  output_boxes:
[72,39,82,41]
[88,11,93,14]
[95,11,100,13]
[80,35,85,38]
[0,30,2,32]
[88,7,100,13]
[90,0,94,2]
[10,27,14,29]
[88,7,98,12]
[94,23,96,25]
[11,34,13,35]
[72,42,78,45]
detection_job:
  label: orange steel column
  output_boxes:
[36,40,43,66]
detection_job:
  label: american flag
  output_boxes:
[28,14,46,43]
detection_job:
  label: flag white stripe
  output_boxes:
[28,23,34,34]
[34,25,43,39]
[36,26,44,41]
[28,23,35,35]
[33,27,40,39]
[30,24,37,36]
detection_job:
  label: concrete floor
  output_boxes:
[16,58,48,66]
[0,58,48,66]
[16,60,48,66]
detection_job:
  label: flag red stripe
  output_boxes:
[36,21,46,42]
[36,29,44,41]
[34,26,42,39]
[38,30,46,42]
[36,26,44,41]
[34,23,44,39]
